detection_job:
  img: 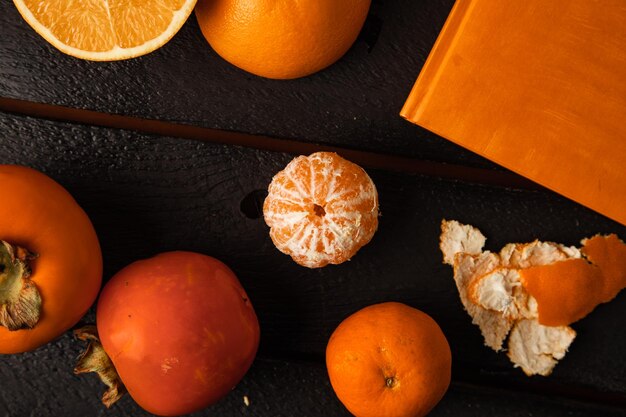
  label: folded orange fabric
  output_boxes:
[401,0,626,225]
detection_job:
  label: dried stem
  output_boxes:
[0,240,41,330]
[74,325,126,408]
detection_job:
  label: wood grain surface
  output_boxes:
[1,112,625,416]
[0,96,539,189]
[3,332,625,417]
[0,0,496,168]
[1,0,626,415]
[3,333,625,417]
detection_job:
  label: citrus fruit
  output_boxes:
[263,152,378,268]
[195,0,371,79]
[326,302,452,417]
[12,0,197,61]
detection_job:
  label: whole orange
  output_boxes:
[326,302,451,417]
[195,0,371,79]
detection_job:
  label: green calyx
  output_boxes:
[0,240,41,331]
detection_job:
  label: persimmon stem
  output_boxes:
[74,325,126,408]
[0,240,41,330]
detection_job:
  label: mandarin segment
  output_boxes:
[264,152,378,268]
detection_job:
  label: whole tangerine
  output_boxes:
[195,0,371,79]
[326,302,451,417]
[263,152,378,268]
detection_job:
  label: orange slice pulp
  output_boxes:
[13,0,197,60]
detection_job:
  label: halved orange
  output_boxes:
[12,0,197,61]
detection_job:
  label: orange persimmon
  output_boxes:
[75,251,260,416]
[0,165,102,353]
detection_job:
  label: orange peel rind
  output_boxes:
[440,220,626,376]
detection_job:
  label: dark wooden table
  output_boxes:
[1,1,625,416]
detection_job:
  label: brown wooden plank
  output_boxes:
[0,96,539,189]
[1,112,626,406]
[2,331,625,416]
[0,0,498,168]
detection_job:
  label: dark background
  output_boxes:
[1,0,625,416]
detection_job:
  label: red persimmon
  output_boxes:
[77,251,260,416]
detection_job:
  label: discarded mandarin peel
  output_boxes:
[581,234,626,302]
[519,260,601,327]
[520,234,626,327]
[439,220,626,376]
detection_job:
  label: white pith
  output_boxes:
[440,220,580,376]
[264,153,378,268]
